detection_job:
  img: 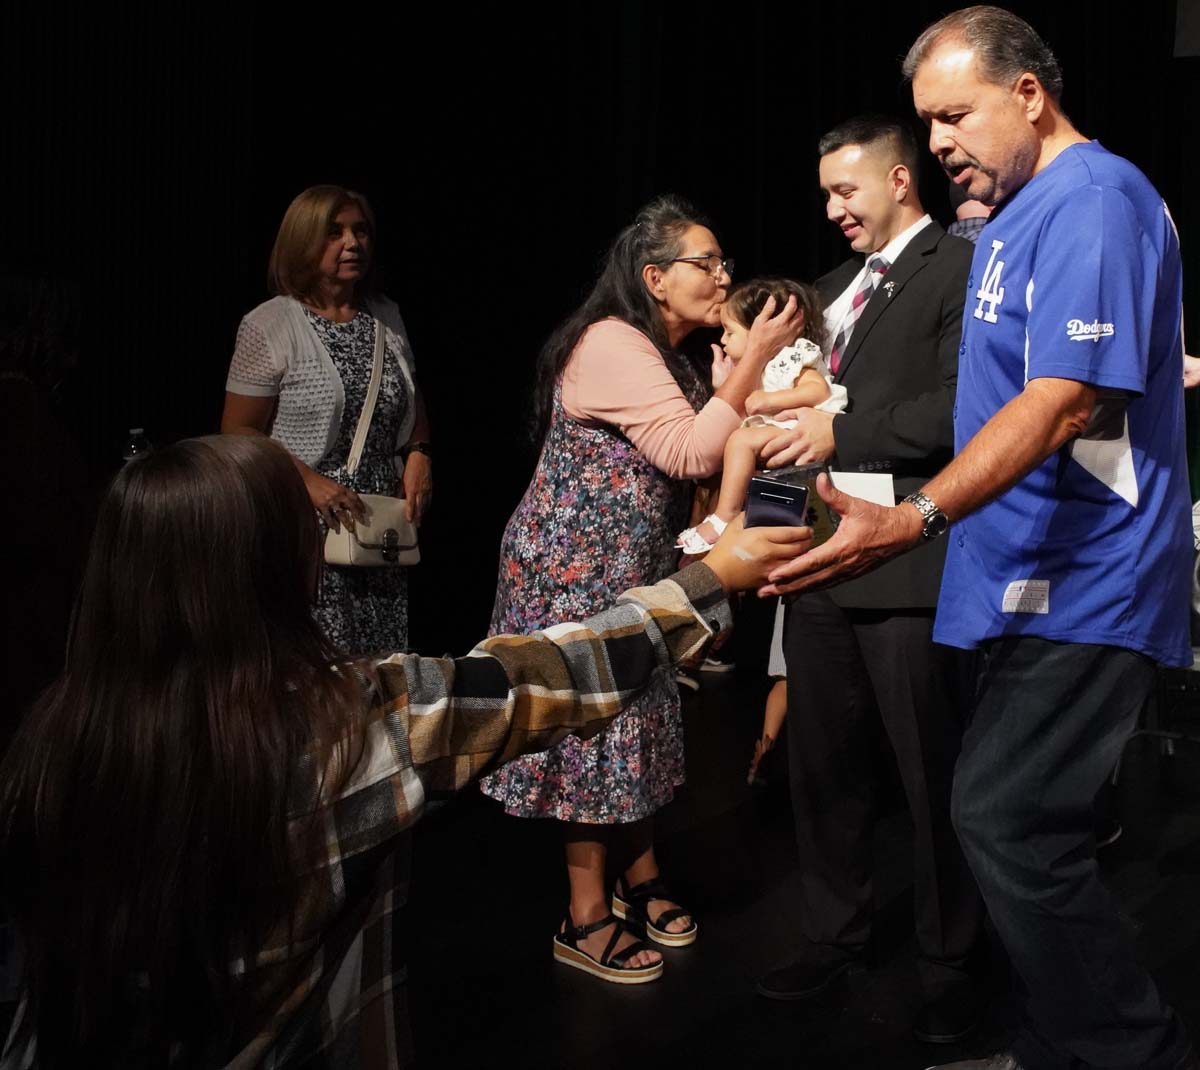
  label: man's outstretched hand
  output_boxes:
[758,474,926,597]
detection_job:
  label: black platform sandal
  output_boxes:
[612,876,698,947]
[552,911,663,984]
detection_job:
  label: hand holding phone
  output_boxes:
[745,465,839,546]
[745,477,810,527]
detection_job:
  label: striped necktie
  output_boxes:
[829,253,890,374]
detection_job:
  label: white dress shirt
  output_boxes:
[822,214,934,356]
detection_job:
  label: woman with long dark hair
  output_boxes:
[0,435,807,1067]
[479,195,804,980]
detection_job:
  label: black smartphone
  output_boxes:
[745,464,839,546]
[745,477,810,527]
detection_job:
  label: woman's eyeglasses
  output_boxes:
[666,255,735,279]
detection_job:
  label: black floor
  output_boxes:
[408,662,1200,1070]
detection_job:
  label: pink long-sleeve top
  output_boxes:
[560,318,740,480]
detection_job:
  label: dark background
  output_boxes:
[4,0,1198,702]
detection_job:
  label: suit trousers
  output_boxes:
[953,637,1192,1070]
[783,591,982,992]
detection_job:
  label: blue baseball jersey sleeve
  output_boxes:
[934,142,1192,667]
[1024,184,1156,393]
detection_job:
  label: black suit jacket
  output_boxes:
[820,221,972,609]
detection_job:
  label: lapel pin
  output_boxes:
[883,280,896,298]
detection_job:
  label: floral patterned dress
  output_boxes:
[478,349,707,823]
[304,307,410,655]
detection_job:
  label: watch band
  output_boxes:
[903,490,949,541]
[403,441,432,459]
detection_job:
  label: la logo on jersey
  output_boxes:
[973,239,1005,323]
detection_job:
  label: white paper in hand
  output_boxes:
[827,471,895,507]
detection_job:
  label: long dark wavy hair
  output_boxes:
[0,435,363,1066]
[530,193,714,444]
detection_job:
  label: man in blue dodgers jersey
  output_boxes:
[760,6,1195,1070]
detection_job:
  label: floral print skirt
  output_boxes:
[479,670,683,823]
[477,377,698,824]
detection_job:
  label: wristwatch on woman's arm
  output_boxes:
[402,441,432,460]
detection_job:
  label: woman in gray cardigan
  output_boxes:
[222,185,432,654]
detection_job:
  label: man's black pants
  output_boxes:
[954,636,1192,1070]
[784,591,982,993]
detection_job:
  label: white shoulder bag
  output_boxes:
[323,319,420,567]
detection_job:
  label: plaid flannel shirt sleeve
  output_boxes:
[380,561,730,799]
[305,562,730,865]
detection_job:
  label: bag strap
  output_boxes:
[346,318,387,476]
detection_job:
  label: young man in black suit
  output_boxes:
[755,115,984,1045]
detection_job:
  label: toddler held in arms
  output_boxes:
[677,278,846,554]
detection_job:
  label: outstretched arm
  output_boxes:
[369,519,813,801]
[308,523,813,864]
[761,377,1097,596]
[393,563,730,793]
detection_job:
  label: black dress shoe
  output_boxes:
[756,950,863,1000]
[913,980,983,1044]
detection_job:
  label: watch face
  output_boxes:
[926,511,949,539]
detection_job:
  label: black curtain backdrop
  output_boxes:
[4,0,1198,676]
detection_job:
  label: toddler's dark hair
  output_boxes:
[724,277,827,353]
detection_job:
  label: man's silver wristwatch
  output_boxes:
[902,491,949,541]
